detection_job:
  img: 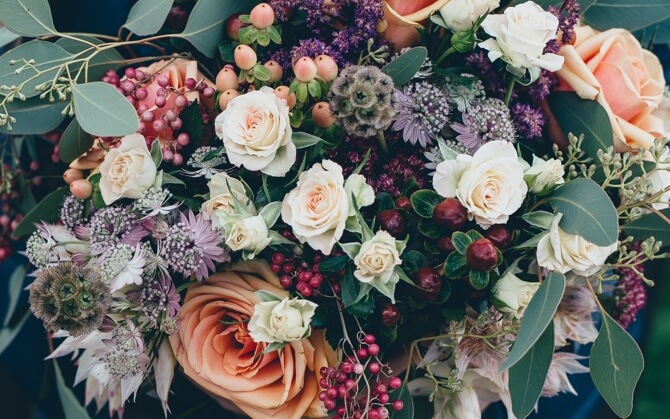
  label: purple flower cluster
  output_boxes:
[511,103,546,140]
[613,244,647,329]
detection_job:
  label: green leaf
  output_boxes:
[509,324,555,419]
[410,189,441,218]
[340,242,361,259]
[266,25,282,44]
[292,131,323,149]
[318,255,348,272]
[253,63,271,81]
[0,0,56,36]
[150,140,163,167]
[512,232,547,250]
[417,218,440,238]
[12,187,69,238]
[375,192,395,211]
[4,265,26,327]
[522,211,555,229]
[468,270,489,289]
[307,79,321,99]
[295,82,308,103]
[53,358,91,419]
[0,40,71,98]
[622,209,670,246]
[161,172,185,187]
[347,293,375,318]
[451,231,472,255]
[546,178,618,246]
[259,201,282,227]
[590,310,644,418]
[257,30,270,46]
[123,0,173,36]
[255,290,282,302]
[0,97,66,134]
[261,341,286,354]
[72,82,139,137]
[0,310,29,356]
[582,0,670,33]
[402,250,428,274]
[501,271,566,371]
[444,252,469,279]
[381,47,428,87]
[56,36,124,83]
[547,92,613,161]
[58,118,92,163]
[389,383,415,419]
[179,0,254,57]
[0,26,20,49]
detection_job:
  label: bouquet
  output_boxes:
[0,0,668,417]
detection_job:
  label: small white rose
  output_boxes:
[281,160,349,255]
[478,1,564,82]
[248,297,318,344]
[224,215,271,257]
[537,213,618,276]
[354,230,403,287]
[525,155,565,195]
[215,86,296,176]
[439,0,500,32]
[344,173,375,216]
[491,270,540,319]
[201,172,256,228]
[99,134,157,205]
[433,140,527,229]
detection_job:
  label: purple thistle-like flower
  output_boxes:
[512,102,546,139]
[89,207,148,255]
[452,98,516,153]
[161,211,227,281]
[392,81,450,148]
[139,271,181,327]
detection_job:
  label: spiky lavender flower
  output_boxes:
[161,211,227,281]
[25,223,84,269]
[140,271,180,327]
[392,81,450,147]
[89,207,147,255]
[512,103,546,139]
[60,195,86,230]
[291,38,328,61]
[452,98,516,153]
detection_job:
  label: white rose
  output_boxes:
[354,230,403,286]
[537,213,618,276]
[215,86,296,177]
[491,270,540,319]
[99,133,157,205]
[224,215,271,257]
[433,140,527,229]
[525,155,565,195]
[648,169,670,210]
[478,1,564,82]
[281,160,349,255]
[248,297,318,343]
[439,0,500,32]
[344,173,375,216]
[201,172,256,228]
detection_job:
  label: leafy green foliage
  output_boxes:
[622,209,670,247]
[0,0,57,37]
[410,189,441,218]
[178,101,205,147]
[292,131,323,149]
[0,97,66,134]
[58,118,92,163]
[53,359,91,419]
[0,40,71,98]
[402,250,428,274]
[0,265,28,355]
[72,82,139,136]
[381,47,428,87]
[12,187,69,238]
[123,0,173,36]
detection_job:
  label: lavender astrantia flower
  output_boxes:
[89,206,147,255]
[161,210,227,281]
[183,146,228,179]
[452,98,516,153]
[140,271,181,327]
[25,223,86,269]
[392,81,450,147]
[511,102,546,139]
[99,243,146,292]
[445,75,486,113]
[133,187,179,218]
[60,195,86,230]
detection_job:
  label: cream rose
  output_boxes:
[344,173,375,216]
[281,160,350,255]
[491,270,540,319]
[525,155,565,195]
[215,86,296,177]
[479,1,563,82]
[249,296,318,344]
[537,213,618,276]
[201,172,255,228]
[224,215,271,257]
[439,0,499,32]
[433,140,527,229]
[99,133,158,205]
[353,230,404,302]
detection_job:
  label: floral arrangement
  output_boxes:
[0,0,668,418]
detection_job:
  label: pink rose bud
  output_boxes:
[250,3,275,29]
[215,67,239,92]
[218,89,241,110]
[234,45,258,71]
[315,54,338,82]
[273,86,296,109]
[70,179,93,199]
[264,60,283,83]
[293,57,317,82]
[225,13,246,41]
[63,168,84,185]
[312,102,335,128]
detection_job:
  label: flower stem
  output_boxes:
[376,131,388,154]
[503,77,516,105]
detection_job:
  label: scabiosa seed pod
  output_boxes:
[328,65,397,137]
[29,261,111,337]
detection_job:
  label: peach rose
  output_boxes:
[382,0,451,50]
[556,26,666,151]
[169,261,336,419]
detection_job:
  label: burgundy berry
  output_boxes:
[412,267,443,301]
[394,196,412,211]
[381,303,401,327]
[377,209,405,238]
[486,225,514,249]
[466,238,499,271]
[432,198,468,230]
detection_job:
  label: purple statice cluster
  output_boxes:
[511,103,547,140]
[613,244,647,329]
[548,0,581,50]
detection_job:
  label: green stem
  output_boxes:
[435,47,455,66]
[376,131,388,154]
[503,77,516,105]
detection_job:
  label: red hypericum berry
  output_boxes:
[466,238,499,271]
[166,6,188,30]
[314,54,338,82]
[271,253,285,264]
[364,334,376,344]
[293,57,318,83]
[234,45,258,71]
[309,276,323,289]
[324,399,336,410]
[250,3,275,29]
[320,366,329,378]
[381,303,401,327]
[296,282,312,297]
[433,198,468,231]
[486,225,513,249]
[395,196,412,211]
[319,391,328,401]
[283,261,294,273]
[377,209,405,239]
[298,271,313,282]
[389,377,402,389]
[412,267,443,301]
[270,263,282,274]
[332,283,342,294]
[312,102,335,128]
[367,343,380,356]
[392,400,404,411]
[437,236,456,253]
[279,275,292,288]
[327,387,338,399]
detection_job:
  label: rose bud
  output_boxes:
[63,168,84,185]
[264,60,283,83]
[376,209,405,239]
[486,225,513,249]
[249,3,275,29]
[466,238,498,272]
[437,236,455,253]
[412,267,443,301]
[218,89,240,110]
[312,102,335,128]
[225,13,246,41]
[315,54,338,82]
[394,196,411,211]
[293,57,317,82]
[381,303,401,327]
[70,179,93,199]
[215,67,239,92]
[234,44,257,71]
[433,198,468,230]
[274,86,296,109]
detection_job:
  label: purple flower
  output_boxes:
[452,98,516,153]
[392,81,450,148]
[511,102,546,139]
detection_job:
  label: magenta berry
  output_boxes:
[389,377,402,389]
[184,77,197,89]
[367,343,380,356]
[156,75,169,87]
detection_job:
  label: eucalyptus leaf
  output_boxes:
[0,26,20,49]
[4,265,27,327]
[0,0,56,37]
[622,209,670,246]
[292,131,323,149]
[509,324,555,418]
[0,40,71,98]
[255,290,282,302]
[58,118,92,163]
[501,271,566,371]
[546,178,618,246]
[0,97,66,134]
[72,82,139,136]
[123,0,173,36]
[582,0,670,32]
[522,211,555,230]
[0,310,29,356]
[381,47,428,87]
[56,36,124,82]
[590,310,644,418]
[53,359,92,419]
[12,187,69,238]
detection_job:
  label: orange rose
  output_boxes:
[382,0,451,50]
[169,261,336,419]
[556,26,666,151]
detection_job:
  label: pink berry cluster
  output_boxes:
[0,162,30,262]
[319,333,404,419]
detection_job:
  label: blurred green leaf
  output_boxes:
[0,40,71,98]
[510,324,554,418]
[0,97,67,134]
[4,265,27,327]
[58,118,92,163]
[12,187,69,238]
[123,0,173,36]
[382,47,427,87]
[53,358,91,419]
[622,209,670,246]
[72,82,139,136]
[0,0,56,37]
[0,310,29,356]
